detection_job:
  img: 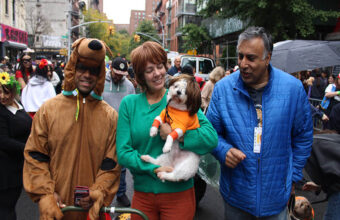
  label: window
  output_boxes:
[5,0,9,14]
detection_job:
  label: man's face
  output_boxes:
[174,58,181,68]
[74,62,100,95]
[237,37,271,88]
[110,67,124,84]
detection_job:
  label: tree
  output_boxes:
[25,6,52,47]
[197,0,340,41]
[181,24,212,54]
[83,8,122,57]
[129,20,161,52]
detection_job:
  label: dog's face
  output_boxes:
[293,197,313,220]
[167,75,201,115]
[168,79,188,105]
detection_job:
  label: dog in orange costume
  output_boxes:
[141,75,202,182]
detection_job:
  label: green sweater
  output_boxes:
[117,90,218,193]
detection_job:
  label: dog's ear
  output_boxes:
[186,76,201,115]
[169,76,179,87]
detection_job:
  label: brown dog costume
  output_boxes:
[23,38,120,220]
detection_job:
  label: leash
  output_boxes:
[165,98,173,124]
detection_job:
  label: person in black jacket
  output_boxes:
[303,131,340,220]
[0,72,32,220]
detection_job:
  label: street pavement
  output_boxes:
[16,169,327,220]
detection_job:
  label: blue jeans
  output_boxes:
[324,192,340,220]
[224,202,288,220]
[117,167,127,197]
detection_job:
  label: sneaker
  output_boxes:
[117,194,131,207]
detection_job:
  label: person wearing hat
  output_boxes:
[23,38,121,220]
[102,57,135,207]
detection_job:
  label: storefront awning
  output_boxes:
[3,41,27,50]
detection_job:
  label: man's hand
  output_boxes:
[225,148,246,168]
[39,194,64,220]
[302,181,321,192]
[79,195,93,210]
[53,192,66,208]
[88,190,105,220]
[322,114,329,121]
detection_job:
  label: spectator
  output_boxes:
[0,73,32,219]
[180,64,205,90]
[321,73,340,117]
[54,61,64,94]
[206,26,313,219]
[117,41,217,220]
[102,57,135,207]
[21,59,56,118]
[321,70,329,86]
[310,70,327,99]
[23,38,121,220]
[47,61,60,89]
[15,54,34,89]
[167,56,181,76]
[201,66,225,113]
[303,130,340,220]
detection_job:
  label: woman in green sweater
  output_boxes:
[116,41,218,220]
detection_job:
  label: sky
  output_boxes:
[103,0,145,24]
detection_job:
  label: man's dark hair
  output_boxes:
[181,64,194,76]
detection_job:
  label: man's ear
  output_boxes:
[266,53,272,66]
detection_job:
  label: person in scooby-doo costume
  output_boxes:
[23,38,121,220]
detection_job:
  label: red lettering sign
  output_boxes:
[1,24,28,45]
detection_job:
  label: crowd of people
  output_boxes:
[0,27,339,220]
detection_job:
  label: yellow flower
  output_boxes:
[0,72,10,85]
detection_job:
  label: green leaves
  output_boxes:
[181,23,211,54]
[197,0,340,41]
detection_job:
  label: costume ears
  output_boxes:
[72,37,86,49]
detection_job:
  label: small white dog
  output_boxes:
[141,75,202,182]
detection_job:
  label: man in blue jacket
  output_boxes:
[206,26,313,219]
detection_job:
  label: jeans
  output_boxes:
[117,167,127,197]
[224,202,289,220]
[324,192,340,220]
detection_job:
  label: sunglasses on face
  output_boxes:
[23,59,32,63]
[76,63,100,76]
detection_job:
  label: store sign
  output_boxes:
[41,35,62,48]
[0,24,28,45]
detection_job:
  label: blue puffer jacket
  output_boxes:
[206,65,313,217]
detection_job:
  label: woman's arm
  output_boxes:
[325,91,340,98]
[180,109,218,155]
[116,98,160,178]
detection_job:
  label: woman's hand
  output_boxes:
[160,123,184,142]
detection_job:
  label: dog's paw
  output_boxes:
[141,155,152,162]
[162,143,171,153]
[157,172,166,182]
[150,127,158,137]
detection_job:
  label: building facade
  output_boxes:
[0,0,27,62]
[129,10,146,35]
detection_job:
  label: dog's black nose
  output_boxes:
[177,90,181,95]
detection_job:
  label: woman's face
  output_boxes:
[22,55,32,69]
[0,86,14,106]
[144,61,166,93]
[47,66,52,77]
[328,76,335,84]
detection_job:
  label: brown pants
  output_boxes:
[131,187,196,220]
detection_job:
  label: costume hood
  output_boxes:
[64,38,112,98]
[28,75,48,86]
